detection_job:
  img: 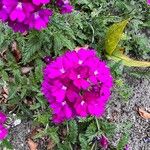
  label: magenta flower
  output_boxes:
[32,0,50,5]
[28,9,53,30]
[0,0,73,32]
[0,112,8,141]
[0,112,7,124]
[56,0,74,14]
[10,2,26,22]
[60,4,74,14]
[0,124,8,141]
[41,48,113,123]
[147,0,150,5]
[124,144,130,150]
[99,135,109,149]
[0,4,9,21]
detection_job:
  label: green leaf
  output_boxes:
[85,123,97,142]
[68,120,78,144]
[107,50,150,67]
[105,19,150,67]
[53,32,75,55]
[34,127,59,144]
[8,84,19,100]
[57,141,71,150]
[105,19,129,55]
[99,119,116,138]
[79,134,90,150]
[47,127,60,144]
[117,133,129,150]
[0,139,13,150]
[1,70,9,81]
[30,103,41,110]
[36,112,51,125]
[22,32,42,63]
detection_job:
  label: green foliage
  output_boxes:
[105,19,150,67]
[128,69,150,81]
[0,139,13,150]
[115,78,133,102]
[35,111,52,125]
[98,119,116,139]
[0,0,149,149]
[116,121,132,150]
[68,120,78,144]
[34,126,60,144]
[79,134,91,150]
[117,133,129,150]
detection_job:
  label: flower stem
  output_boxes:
[90,142,96,150]
[69,142,73,150]
[66,122,69,134]
[95,118,100,131]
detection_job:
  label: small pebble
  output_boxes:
[143,137,150,143]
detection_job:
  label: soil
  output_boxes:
[8,69,150,150]
[106,68,150,150]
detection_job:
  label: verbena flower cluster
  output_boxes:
[0,0,73,32]
[42,48,113,123]
[0,112,8,140]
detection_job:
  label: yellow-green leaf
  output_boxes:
[105,19,129,55]
[107,51,150,67]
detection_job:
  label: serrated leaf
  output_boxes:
[79,134,90,150]
[105,19,129,55]
[99,119,116,138]
[54,33,75,54]
[68,120,78,144]
[57,141,71,150]
[47,127,60,144]
[36,112,51,125]
[1,70,9,81]
[85,123,97,142]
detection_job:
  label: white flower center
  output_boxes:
[17,2,22,9]
[3,5,7,9]
[77,74,81,79]
[62,85,67,90]
[78,60,83,65]
[60,68,65,73]
[34,12,39,19]
[62,101,66,106]
[94,70,98,75]
[64,0,69,4]
[81,101,85,106]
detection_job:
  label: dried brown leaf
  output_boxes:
[11,41,22,62]
[27,138,38,150]
[0,86,9,104]
[21,67,32,74]
[47,139,56,150]
[138,108,150,119]
[74,45,89,52]
[0,48,7,61]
